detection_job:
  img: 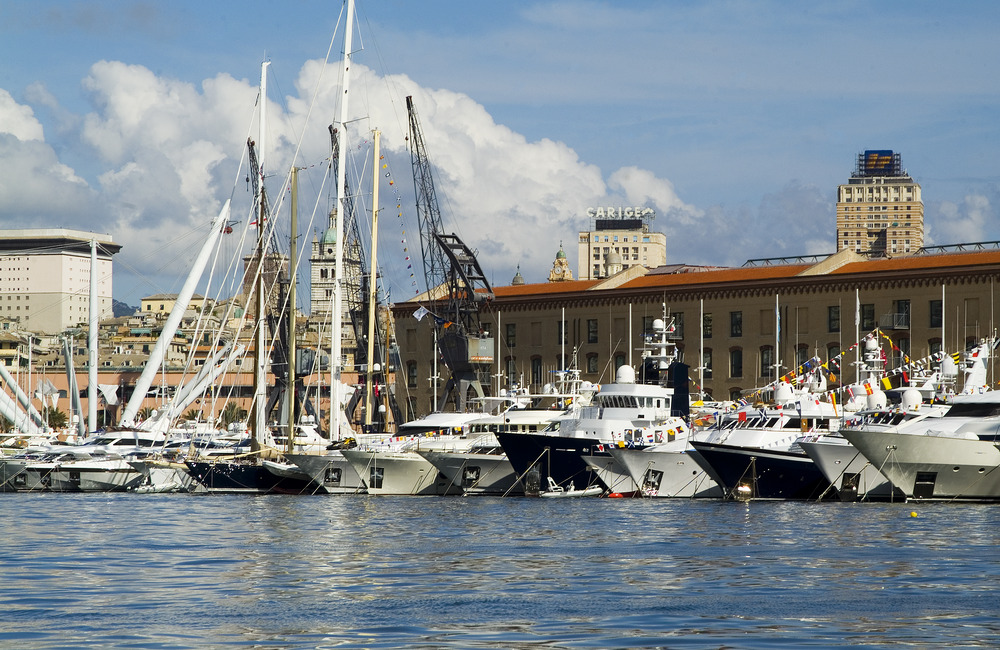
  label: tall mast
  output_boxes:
[364,129,380,428]
[87,238,98,433]
[253,60,270,444]
[287,166,298,453]
[332,0,355,441]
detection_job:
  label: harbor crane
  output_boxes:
[406,95,494,412]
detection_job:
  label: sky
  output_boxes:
[1,0,999,311]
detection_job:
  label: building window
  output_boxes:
[760,346,774,379]
[892,299,911,329]
[587,353,599,374]
[614,353,626,370]
[505,323,516,349]
[729,349,743,378]
[828,305,840,333]
[861,303,876,331]
[730,311,742,337]
[670,313,684,339]
[703,313,712,339]
[556,321,567,345]
[929,299,942,328]
[406,361,417,388]
[702,349,712,379]
[893,337,910,368]
[531,356,542,385]
[929,339,942,365]
[587,319,598,344]
[795,345,809,368]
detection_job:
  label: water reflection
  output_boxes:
[1,494,1000,647]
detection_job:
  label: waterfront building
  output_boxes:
[0,229,119,335]
[309,210,360,369]
[836,150,924,256]
[576,207,667,280]
[392,246,1000,418]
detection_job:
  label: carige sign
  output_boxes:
[586,207,655,219]
[588,206,655,231]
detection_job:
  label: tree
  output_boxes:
[219,402,247,429]
[182,408,202,421]
[43,406,68,429]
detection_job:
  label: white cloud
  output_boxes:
[0,89,45,141]
[925,194,995,246]
[0,55,842,304]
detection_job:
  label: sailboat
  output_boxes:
[183,62,327,494]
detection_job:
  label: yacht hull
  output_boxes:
[495,432,609,495]
[798,438,901,501]
[606,446,722,498]
[285,452,367,494]
[184,460,317,494]
[417,449,522,496]
[340,449,461,495]
[689,441,834,500]
[841,430,1000,501]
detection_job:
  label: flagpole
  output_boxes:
[855,288,861,385]
[774,293,780,383]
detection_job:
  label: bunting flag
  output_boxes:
[881,377,892,390]
[864,382,874,396]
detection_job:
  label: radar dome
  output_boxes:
[900,388,922,411]
[866,389,888,410]
[616,365,636,384]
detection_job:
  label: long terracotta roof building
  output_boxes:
[392,246,1000,418]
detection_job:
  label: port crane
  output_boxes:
[406,95,494,412]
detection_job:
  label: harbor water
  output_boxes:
[1,494,998,648]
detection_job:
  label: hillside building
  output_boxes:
[0,229,119,335]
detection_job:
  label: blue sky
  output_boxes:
[1,1,999,308]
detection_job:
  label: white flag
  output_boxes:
[413,306,429,321]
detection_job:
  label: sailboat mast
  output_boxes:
[87,238,98,433]
[364,129,380,428]
[332,0,355,440]
[287,166,298,454]
[253,61,270,444]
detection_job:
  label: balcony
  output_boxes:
[879,312,910,330]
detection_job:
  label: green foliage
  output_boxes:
[219,402,247,429]
[43,406,68,429]
[182,408,202,421]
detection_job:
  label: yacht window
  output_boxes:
[945,402,1000,418]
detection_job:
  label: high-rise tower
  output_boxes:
[836,150,923,257]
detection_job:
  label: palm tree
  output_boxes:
[219,402,247,429]
[137,406,154,423]
[182,408,202,421]
[43,406,68,429]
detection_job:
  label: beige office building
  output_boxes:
[0,229,119,335]
[577,207,666,280]
[836,150,924,256]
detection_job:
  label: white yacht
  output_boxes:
[497,315,691,496]
[841,388,1000,501]
[339,411,489,495]
[804,338,992,500]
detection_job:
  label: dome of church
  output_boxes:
[322,228,337,244]
[556,247,566,259]
[512,267,525,285]
[606,250,622,265]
